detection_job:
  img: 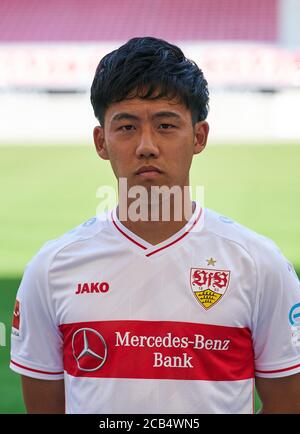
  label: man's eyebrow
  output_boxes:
[111,113,139,122]
[151,111,182,120]
[111,111,183,123]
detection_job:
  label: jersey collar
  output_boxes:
[110,202,204,257]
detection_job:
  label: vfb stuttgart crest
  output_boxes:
[190,268,230,310]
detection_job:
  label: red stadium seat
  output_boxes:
[0,0,277,42]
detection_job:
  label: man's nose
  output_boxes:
[135,128,159,159]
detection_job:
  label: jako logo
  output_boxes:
[75,282,110,295]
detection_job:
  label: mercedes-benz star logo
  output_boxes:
[72,328,107,372]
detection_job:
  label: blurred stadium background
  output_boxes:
[0,0,299,413]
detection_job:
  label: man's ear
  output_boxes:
[93,126,109,160]
[193,121,209,155]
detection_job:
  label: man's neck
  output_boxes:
[116,198,196,245]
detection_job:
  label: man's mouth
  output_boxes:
[135,165,163,179]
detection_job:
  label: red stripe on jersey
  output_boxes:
[10,359,64,375]
[111,212,147,250]
[252,378,255,414]
[146,207,203,257]
[59,320,254,381]
[255,363,300,374]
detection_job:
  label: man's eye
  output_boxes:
[159,124,175,129]
[119,125,135,131]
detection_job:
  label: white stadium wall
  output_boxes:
[0,40,299,145]
[1,90,300,145]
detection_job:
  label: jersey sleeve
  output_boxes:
[252,242,300,378]
[10,248,64,380]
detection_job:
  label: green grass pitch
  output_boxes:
[0,144,299,413]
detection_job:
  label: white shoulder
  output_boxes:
[24,214,109,273]
[204,208,295,278]
[204,209,300,311]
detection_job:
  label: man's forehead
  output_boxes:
[106,97,189,121]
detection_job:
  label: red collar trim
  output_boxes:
[111,213,147,250]
[146,207,203,257]
[111,205,203,257]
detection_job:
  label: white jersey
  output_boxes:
[10,203,300,414]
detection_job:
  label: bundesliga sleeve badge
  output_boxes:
[190,268,230,310]
[12,299,21,338]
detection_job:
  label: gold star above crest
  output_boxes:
[206,257,217,266]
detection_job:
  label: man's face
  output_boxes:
[94,96,209,191]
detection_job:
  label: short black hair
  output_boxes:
[90,36,209,126]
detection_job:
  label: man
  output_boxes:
[10,37,300,413]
